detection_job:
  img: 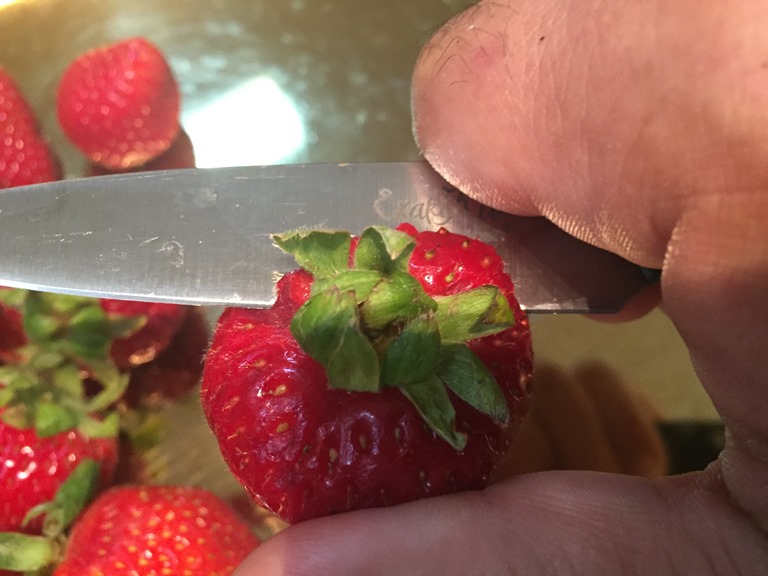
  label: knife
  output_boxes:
[0,161,655,313]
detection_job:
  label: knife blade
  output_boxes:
[0,162,654,313]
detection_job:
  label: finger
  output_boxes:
[412,0,768,531]
[585,282,661,324]
[412,0,768,267]
[235,469,768,575]
[523,364,622,473]
[497,362,667,478]
[496,404,555,476]
[573,363,668,477]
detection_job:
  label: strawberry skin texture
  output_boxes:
[201,226,534,524]
[122,308,209,410]
[100,299,189,369]
[88,127,196,176]
[0,301,26,362]
[53,485,260,576]
[0,68,61,189]
[56,37,180,170]
[0,417,117,534]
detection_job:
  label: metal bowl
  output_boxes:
[1,0,477,175]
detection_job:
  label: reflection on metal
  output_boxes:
[183,76,306,167]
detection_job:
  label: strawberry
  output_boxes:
[52,485,260,575]
[0,459,104,575]
[0,300,26,362]
[56,37,181,170]
[0,67,61,189]
[99,299,189,370]
[0,289,185,371]
[201,224,534,524]
[122,308,209,410]
[0,416,117,535]
[0,291,135,536]
[87,128,196,176]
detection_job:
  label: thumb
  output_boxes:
[412,0,768,267]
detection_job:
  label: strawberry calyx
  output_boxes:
[273,225,515,450]
[0,290,140,438]
[0,532,59,573]
[0,459,100,573]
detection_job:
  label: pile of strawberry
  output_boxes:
[1,39,259,574]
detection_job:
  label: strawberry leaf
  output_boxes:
[0,386,13,408]
[291,288,379,392]
[28,351,64,371]
[400,376,467,450]
[77,411,120,438]
[311,269,382,303]
[0,365,28,393]
[84,360,129,412]
[273,229,352,278]
[326,325,381,393]
[0,406,26,429]
[66,306,114,360]
[0,532,57,571]
[434,286,514,343]
[354,225,414,275]
[360,271,436,330]
[22,458,100,540]
[44,292,90,314]
[34,403,78,438]
[437,343,509,424]
[381,314,440,386]
[104,313,147,339]
[42,458,100,538]
[23,311,60,342]
[0,287,27,307]
[51,362,85,398]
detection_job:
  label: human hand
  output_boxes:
[498,362,667,479]
[235,0,768,573]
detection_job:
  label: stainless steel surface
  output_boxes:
[0,162,653,313]
[1,0,475,175]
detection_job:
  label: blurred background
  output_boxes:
[1,0,718,497]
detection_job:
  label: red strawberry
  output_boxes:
[0,289,186,371]
[100,299,189,369]
[0,67,61,189]
[122,308,209,410]
[0,292,134,535]
[201,224,533,524]
[56,37,181,170]
[0,414,118,535]
[52,485,260,575]
[87,128,196,176]
[0,299,25,362]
